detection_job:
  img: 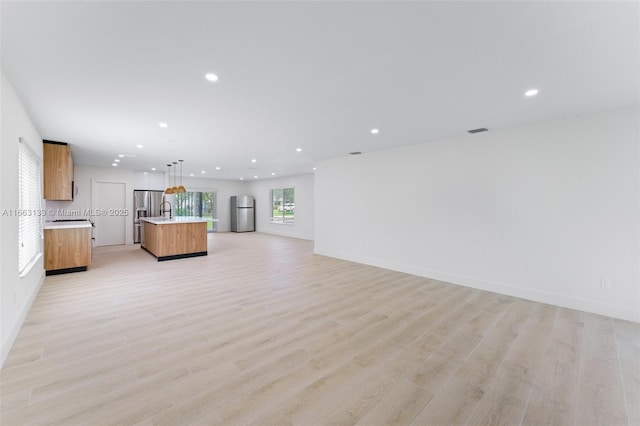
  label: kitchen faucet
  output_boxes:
[159,201,172,219]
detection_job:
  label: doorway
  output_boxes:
[92,180,126,246]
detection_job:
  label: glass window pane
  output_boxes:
[270,188,294,223]
[272,189,283,219]
[174,191,217,232]
[284,188,294,220]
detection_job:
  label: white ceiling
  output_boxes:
[2,1,638,180]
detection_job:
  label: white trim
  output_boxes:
[18,252,42,278]
[269,219,295,225]
[313,247,640,323]
[1,270,45,366]
[259,230,313,241]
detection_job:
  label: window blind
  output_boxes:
[18,138,42,275]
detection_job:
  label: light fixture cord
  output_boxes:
[173,161,178,187]
[166,164,172,194]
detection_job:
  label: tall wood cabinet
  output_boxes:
[43,140,73,200]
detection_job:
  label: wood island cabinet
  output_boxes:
[140,218,210,261]
[43,140,73,200]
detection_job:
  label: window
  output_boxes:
[18,138,42,275]
[271,187,295,223]
[174,191,217,232]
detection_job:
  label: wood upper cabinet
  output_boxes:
[43,140,73,200]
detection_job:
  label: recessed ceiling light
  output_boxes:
[114,159,120,162]
[251,158,257,163]
[240,177,244,180]
[205,73,219,82]
[112,163,117,167]
[118,154,124,158]
[271,172,276,176]
[254,175,258,179]
[313,167,317,171]
[151,167,156,171]
[136,144,143,149]
[371,128,379,134]
[296,148,302,152]
[201,170,206,174]
[215,166,220,170]
[525,89,539,97]
[159,122,168,128]
[190,173,194,177]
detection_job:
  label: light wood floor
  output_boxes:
[1,232,638,425]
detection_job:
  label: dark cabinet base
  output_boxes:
[45,266,87,276]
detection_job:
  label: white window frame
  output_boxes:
[270,187,295,224]
[18,137,43,276]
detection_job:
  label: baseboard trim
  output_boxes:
[1,270,45,367]
[260,229,314,241]
[313,247,639,323]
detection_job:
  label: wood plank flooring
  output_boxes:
[1,232,637,425]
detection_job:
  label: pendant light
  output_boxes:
[177,160,186,193]
[164,164,175,194]
[170,161,178,193]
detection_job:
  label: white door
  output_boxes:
[92,180,126,246]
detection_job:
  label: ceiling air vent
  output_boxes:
[349,151,362,155]
[468,128,488,134]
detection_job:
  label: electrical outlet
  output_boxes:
[600,279,611,289]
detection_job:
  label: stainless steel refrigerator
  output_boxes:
[133,190,165,243]
[230,195,255,232]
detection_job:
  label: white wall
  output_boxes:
[133,171,165,191]
[315,107,640,322]
[1,71,45,366]
[247,174,315,240]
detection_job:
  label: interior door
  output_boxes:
[92,180,126,246]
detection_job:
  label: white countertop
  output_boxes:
[44,221,93,230]
[140,216,219,225]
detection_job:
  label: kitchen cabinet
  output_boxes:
[44,223,91,275]
[43,140,73,200]
[140,217,213,261]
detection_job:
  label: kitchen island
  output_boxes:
[139,216,218,261]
